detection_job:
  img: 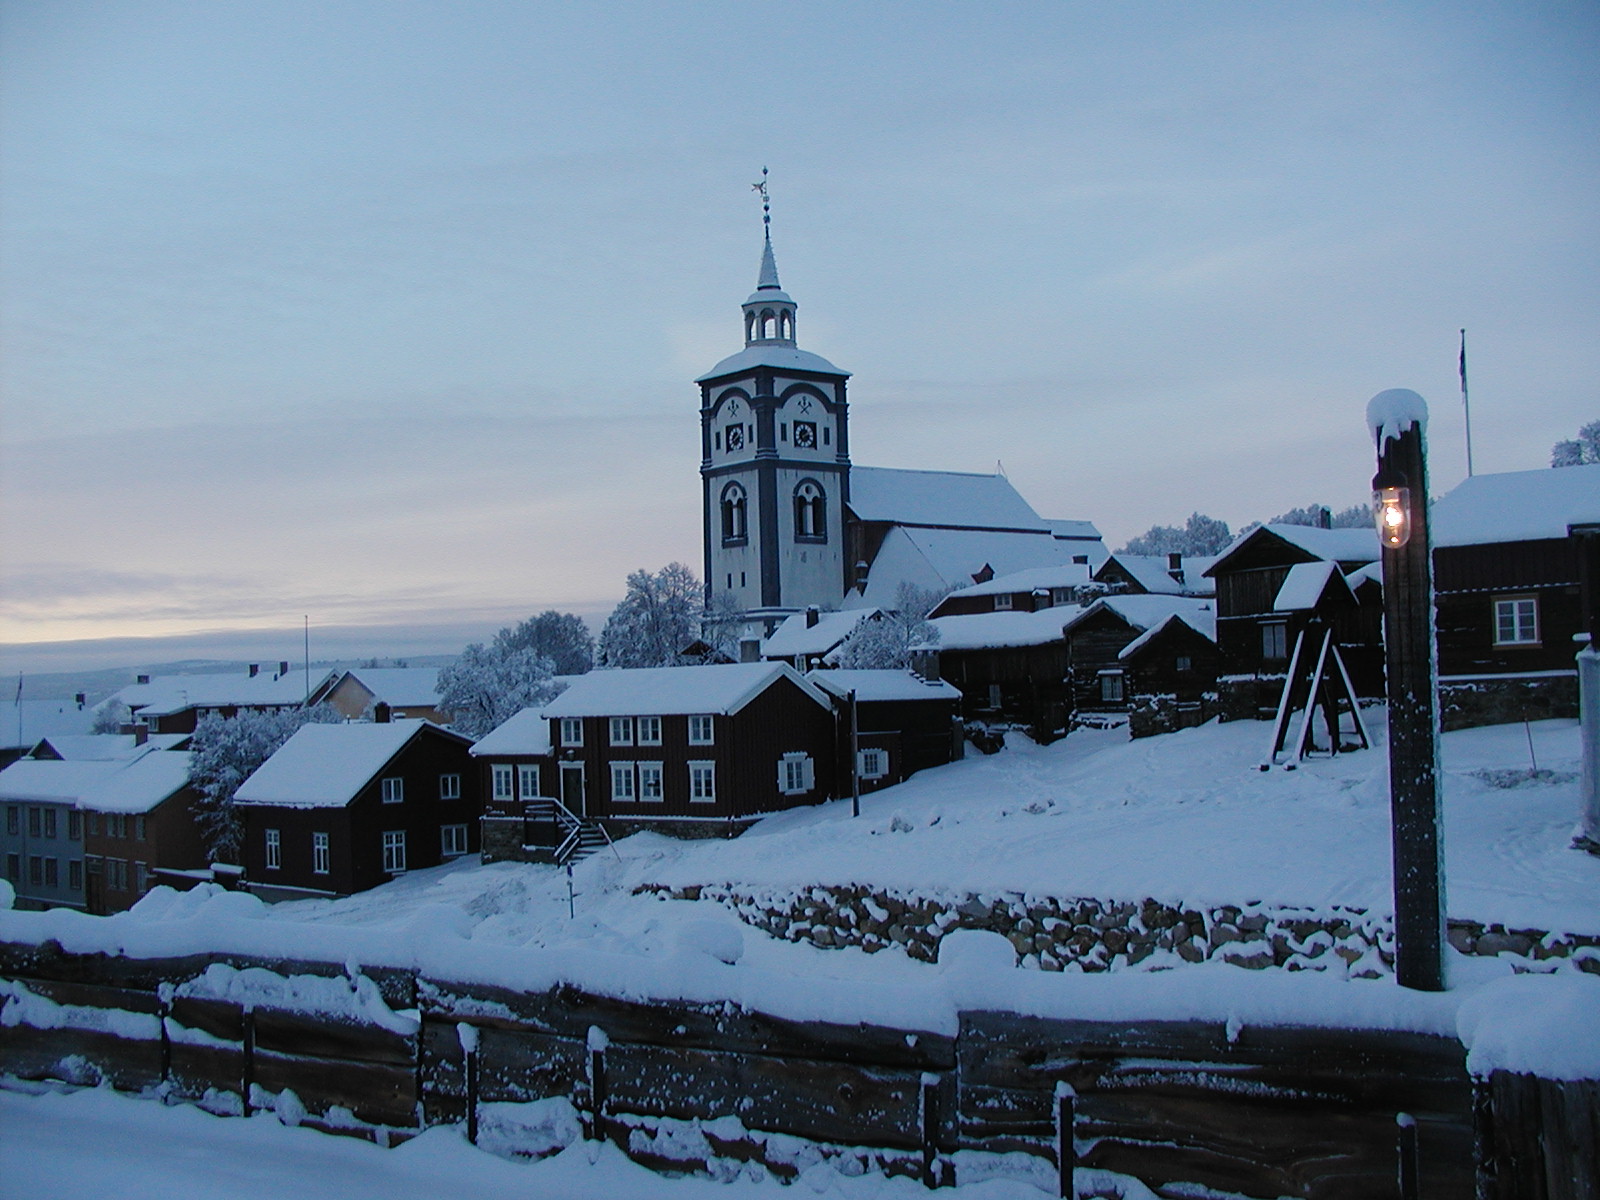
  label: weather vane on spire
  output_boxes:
[752,166,770,231]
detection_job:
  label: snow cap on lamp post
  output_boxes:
[1367,389,1429,550]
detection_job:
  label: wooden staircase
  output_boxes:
[526,797,616,866]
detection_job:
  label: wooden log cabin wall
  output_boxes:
[2,938,1594,1198]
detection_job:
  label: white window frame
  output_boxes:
[1261,621,1289,661]
[560,717,584,747]
[637,716,662,746]
[517,763,540,800]
[1493,596,1540,646]
[778,752,815,796]
[609,716,634,746]
[993,593,1013,611]
[382,830,407,873]
[1099,670,1125,703]
[491,764,514,801]
[688,715,715,745]
[440,823,469,857]
[858,748,888,780]
[689,761,716,803]
[638,761,664,802]
[312,832,330,875]
[381,777,404,804]
[439,773,461,801]
[264,828,281,870]
[611,762,637,802]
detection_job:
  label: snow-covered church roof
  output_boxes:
[843,525,1076,610]
[847,467,1050,531]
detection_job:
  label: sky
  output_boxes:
[2,1,1596,675]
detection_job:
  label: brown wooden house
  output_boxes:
[539,663,836,833]
[805,669,963,794]
[928,564,1094,618]
[114,665,334,736]
[1431,463,1600,728]
[234,720,479,900]
[1061,596,1219,727]
[1093,553,1217,598]
[922,607,1078,737]
[1204,524,1381,718]
[79,749,207,915]
[310,667,449,724]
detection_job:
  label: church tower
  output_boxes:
[698,180,851,632]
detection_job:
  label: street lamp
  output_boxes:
[1366,388,1444,992]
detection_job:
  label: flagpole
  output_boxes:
[1459,329,1474,477]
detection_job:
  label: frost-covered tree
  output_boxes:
[90,700,129,734]
[1120,512,1233,556]
[437,643,564,739]
[1551,420,1600,467]
[695,589,746,664]
[1247,503,1370,533]
[493,610,595,675]
[834,583,944,670]
[597,563,707,668]
[188,704,342,861]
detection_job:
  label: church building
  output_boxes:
[698,216,1103,636]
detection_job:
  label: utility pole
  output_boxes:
[849,689,861,819]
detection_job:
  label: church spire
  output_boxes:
[743,167,796,346]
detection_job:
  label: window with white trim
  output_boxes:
[560,718,584,747]
[638,762,663,802]
[611,762,636,802]
[637,716,662,745]
[381,777,404,804]
[689,761,716,803]
[440,824,469,857]
[439,773,461,800]
[1493,596,1539,646]
[1261,622,1289,661]
[265,828,281,870]
[312,832,330,875]
[382,830,407,873]
[688,715,714,745]
[491,764,514,801]
[610,716,634,745]
[1099,671,1125,703]
[778,752,815,796]
[517,764,540,799]
[858,748,888,780]
[993,593,1013,611]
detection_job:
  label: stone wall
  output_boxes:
[1439,675,1578,732]
[1217,673,1285,723]
[1128,692,1221,739]
[642,882,1600,979]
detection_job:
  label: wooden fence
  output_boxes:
[2,938,1593,1198]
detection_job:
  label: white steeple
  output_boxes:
[742,168,797,346]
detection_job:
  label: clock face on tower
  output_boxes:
[726,424,744,452]
[793,421,817,449]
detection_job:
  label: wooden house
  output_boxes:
[760,607,882,670]
[805,669,963,793]
[78,749,206,915]
[927,564,1094,618]
[1093,553,1217,598]
[310,667,449,724]
[922,606,1078,737]
[539,663,836,834]
[468,707,561,863]
[1060,596,1219,730]
[233,720,479,900]
[1431,463,1600,728]
[113,665,334,736]
[1203,525,1381,718]
[0,697,97,770]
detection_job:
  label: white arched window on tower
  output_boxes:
[721,483,747,543]
[794,480,826,542]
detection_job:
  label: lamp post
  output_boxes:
[1367,389,1444,991]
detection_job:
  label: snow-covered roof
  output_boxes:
[805,669,961,703]
[470,707,554,758]
[541,662,829,719]
[945,563,1093,600]
[1063,595,1217,641]
[1273,561,1341,611]
[1206,524,1379,575]
[114,669,332,718]
[0,700,97,751]
[1345,562,1383,591]
[846,525,1073,610]
[329,667,442,708]
[1431,464,1600,548]
[0,746,192,814]
[761,609,879,660]
[1117,608,1219,660]
[925,607,1078,651]
[1046,518,1105,544]
[697,345,848,382]
[1104,554,1219,596]
[34,733,187,761]
[847,467,1049,531]
[234,720,453,809]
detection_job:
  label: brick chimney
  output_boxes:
[1167,552,1185,584]
[134,726,148,746]
[278,660,289,678]
[248,663,259,678]
[75,692,86,709]
[805,605,820,628]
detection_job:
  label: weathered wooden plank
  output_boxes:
[0,1024,163,1091]
[1490,1071,1547,1200]
[604,1041,925,1151]
[251,1007,415,1067]
[419,977,953,1069]
[168,995,244,1043]
[0,942,214,993]
[166,1039,244,1104]
[474,1026,585,1106]
[4,976,164,1017]
[251,1048,419,1129]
